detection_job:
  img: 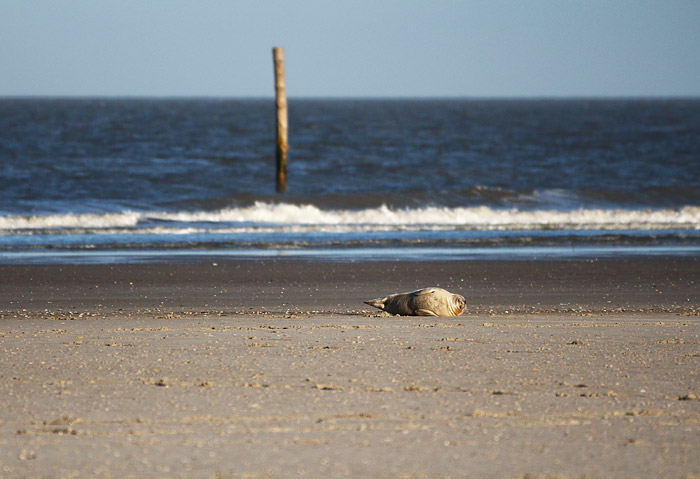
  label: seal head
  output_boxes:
[365,287,466,317]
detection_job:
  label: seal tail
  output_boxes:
[364,298,387,311]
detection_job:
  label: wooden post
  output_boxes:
[273,47,288,193]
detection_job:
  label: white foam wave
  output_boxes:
[1,202,699,234]
[0,211,142,230]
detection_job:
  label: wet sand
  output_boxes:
[2,256,699,317]
[1,257,699,478]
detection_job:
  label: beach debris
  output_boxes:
[364,287,466,316]
[313,384,343,391]
[43,416,82,426]
[18,449,37,461]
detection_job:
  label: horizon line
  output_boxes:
[2,94,700,101]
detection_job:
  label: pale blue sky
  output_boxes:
[2,0,699,97]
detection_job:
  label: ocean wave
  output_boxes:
[1,202,699,234]
[0,211,142,230]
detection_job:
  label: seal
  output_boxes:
[364,287,466,317]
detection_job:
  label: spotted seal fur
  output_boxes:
[365,287,466,316]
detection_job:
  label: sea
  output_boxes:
[1,98,699,263]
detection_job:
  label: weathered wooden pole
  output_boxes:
[273,47,288,193]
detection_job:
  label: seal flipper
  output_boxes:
[415,309,438,316]
[364,298,388,311]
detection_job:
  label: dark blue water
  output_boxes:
[1,98,699,261]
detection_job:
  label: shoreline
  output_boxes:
[2,243,700,265]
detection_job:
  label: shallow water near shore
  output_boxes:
[1,98,699,261]
[3,244,700,265]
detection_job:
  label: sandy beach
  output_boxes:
[1,257,699,478]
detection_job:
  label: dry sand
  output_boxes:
[1,257,699,478]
